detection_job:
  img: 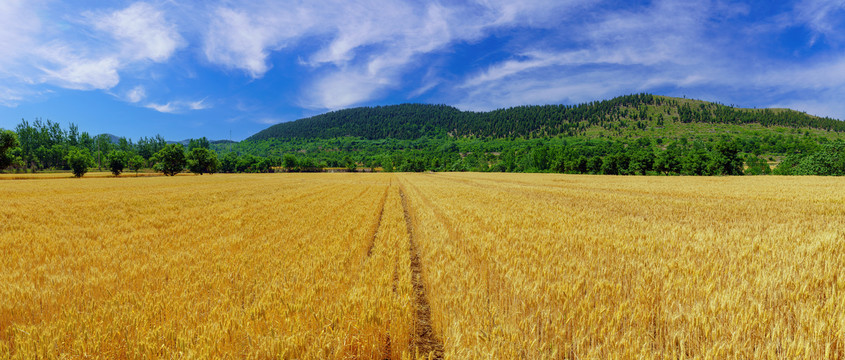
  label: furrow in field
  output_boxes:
[398,184,444,360]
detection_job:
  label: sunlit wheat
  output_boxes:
[1,173,843,359]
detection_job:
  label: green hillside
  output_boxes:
[248,94,845,141]
[5,94,843,176]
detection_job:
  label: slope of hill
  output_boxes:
[247,94,845,141]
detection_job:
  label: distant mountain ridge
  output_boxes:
[247,94,845,141]
[96,133,122,144]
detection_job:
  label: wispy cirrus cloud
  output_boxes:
[202,0,596,110]
[145,98,211,114]
[791,0,845,45]
[453,0,792,111]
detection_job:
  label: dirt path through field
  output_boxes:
[399,185,444,359]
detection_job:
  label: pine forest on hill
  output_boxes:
[247,94,845,140]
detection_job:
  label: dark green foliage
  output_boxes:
[248,94,845,141]
[187,147,220,175]
[283,154,299,172]
[107,150,128,176]
[137,135,167,159]
[344,156,357,172]
[7,94,845,177]
[745,156,772,175]
[1,129,22,170]
[152,144,186,176]
[298,157,323,172]
[10,118,170,173]
[128,155,145,175]
[188,137,211,151]
[220,152,238,173]
[774,141,845,175]
[709,141,744,175]
[255,158,274,173]
[65,147,93,178]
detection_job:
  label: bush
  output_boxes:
[1,130,22,170]
[107,150,128,176]
[66,147,94,178]
[187,147,220,175]
[152,144,186,176]
[744,156,771,175]
[128,155,145,175]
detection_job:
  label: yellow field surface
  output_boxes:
[1,173,843,359]
[0,171,165,180]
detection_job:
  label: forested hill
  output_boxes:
[247,94,845,141]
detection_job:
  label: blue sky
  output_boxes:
[0,0,844,141]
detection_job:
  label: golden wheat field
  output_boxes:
[1,173,843,359]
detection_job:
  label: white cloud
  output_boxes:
[203,0,596,109]
[0,0,44,105]
[188,98,209,110]
[0,1,40,68]
[256,118,283,125]
[456,66,646,111]
[204,7,276,78]
[2,0,845,123]
[90,2,185,62]
[305,70,392,110]
[461,51,592,89]
[453,0,750,110]
[145,98,212,113]
[146,102,176,113]
[0,2,185,102]
[37,52,121,90]
[127,85,146,103]
[0,87,24,108]
[793,0,845,44]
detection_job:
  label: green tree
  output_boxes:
[709,141,744,175]
[744,156,771,175]
[66,147,94,178]
[283,154,299,172]
[128,155,145,176]
[255,157,273,173]
[186,147,220,175]
[299,157,322,172]
[777,141,845,175]
[94,134,112,170]
[236,154,259,172]
[654,142,683,175]
[1,130,22,170]
[107,150,128,176]
[381,155,394,173]
[343,156,356,172]
[188,137,210,150]
[220,152,238,173]
[152,144,186,176]
[681,148,711,175]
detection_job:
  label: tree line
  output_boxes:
[216,134,845,176]
[3,117,845,177]
[0,119,286,177]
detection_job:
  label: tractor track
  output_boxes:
[399,184,444,360]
